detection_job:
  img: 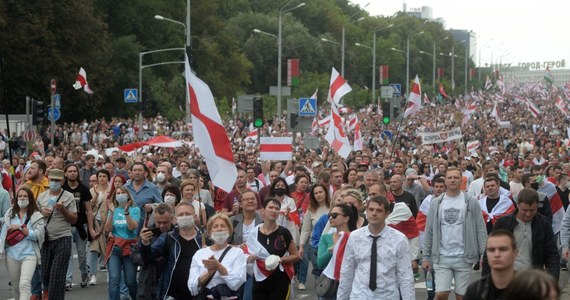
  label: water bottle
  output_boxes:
[425,271,434,291]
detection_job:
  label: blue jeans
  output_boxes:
[31,265,42,296]
[108,246,137,300]
[295,244,310,284]
[240,274,254,300]
[66,226,88,283]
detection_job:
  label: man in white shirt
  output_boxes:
[509,165,524,200]
[338,196,415,300]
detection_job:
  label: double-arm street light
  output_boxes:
[321,37,342,70]
[419,36,448,90]
[276,1,305,119]
[355,24,393,103]
[154,1,191,124]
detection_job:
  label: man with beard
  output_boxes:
[21,160,50,199]
[63,164,95,290]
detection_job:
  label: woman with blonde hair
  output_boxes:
[0,187,45,300]
[188,213,246,299]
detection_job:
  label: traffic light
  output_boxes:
[253,96,264,128]
[32,100,45,125]
[290,113,299,129]
[382,101,391,124]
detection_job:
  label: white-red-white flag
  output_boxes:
[423,93,431,104]
[259,137,292,161]
[347,115,358,132]
[466,140,480,152]
[404,75,421,118]
[462,101,477,125]
[525,99,541,118]
[326,67,352,105]
[309,89,320,134]
[325,102,352,158]
[185,49,236,192]
[556,96,569,115]
[73,67,94,94]
[318,115,331,128]
[353,119,363,151]
[244,129,258,142]
[490,101,501,124]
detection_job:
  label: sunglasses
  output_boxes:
[328,212,345,219]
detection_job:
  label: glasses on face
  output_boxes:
[328,212,344,219]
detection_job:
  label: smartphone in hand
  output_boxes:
[150,227,162,236]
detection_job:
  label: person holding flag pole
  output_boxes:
[390,75,421,158]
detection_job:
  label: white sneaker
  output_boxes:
[89,275,97,286]
[298,283,306,290]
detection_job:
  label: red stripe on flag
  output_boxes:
[330,75,346,100]
[259,144,291,152]
[188,84,234,162]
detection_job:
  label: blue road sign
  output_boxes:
[389,83,402,97]
[53,94,61,108]
[47,107,60,121]
[124,88,138,103]
[298,98,317,116]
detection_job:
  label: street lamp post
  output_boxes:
[341,2,369,77]
[138,48,185,140]
[404,20,428,95]
[432,36,448,90]
[155,9,192,124]
[277,2,305,119]
[464,41,469,95]
[355,24,393,104]
[321,38,341,69]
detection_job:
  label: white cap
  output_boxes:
[265,255,280,271]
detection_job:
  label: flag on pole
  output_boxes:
[423,93,431,104]
[438,83,449,99]
[484,75,492,90]
[490,101,501,124]
[325,102,352,158]
[327,67,352,105]
[524,99,541,118]
[404,75,421,118]
[185,47,236,192]
[556,96,569,115]
[318,115,331,128]
[462,101,477,125]
[353,119,363,151]
[309,89,319,134]
[259,137,293,161]
[347,115,358,132]
[73,67,94,94]
[545,66,554,85]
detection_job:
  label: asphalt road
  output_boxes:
[1,253,570,300]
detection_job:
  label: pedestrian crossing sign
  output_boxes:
[124,88,138,103]
[298,98,317,116]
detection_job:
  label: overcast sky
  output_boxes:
[350,0,568,69]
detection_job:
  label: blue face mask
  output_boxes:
[49,181,61,192]
[116,194,129,205]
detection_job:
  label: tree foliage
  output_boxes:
[0,0,474,122]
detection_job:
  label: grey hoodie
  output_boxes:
[422,192,487,264]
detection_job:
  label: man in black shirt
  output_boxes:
[556,174,570,211]
[62,163,94,289]
[464,230,517,300]
[390,174,418,217]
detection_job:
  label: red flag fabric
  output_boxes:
[327,67,352,105]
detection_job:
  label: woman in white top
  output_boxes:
[298,183,331,289]
[0,187,45,300]
[188,214,246,299]
[180,180,207,229]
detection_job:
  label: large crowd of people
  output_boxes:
[0,79,569,299]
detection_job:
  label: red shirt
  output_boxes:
[291,191,309,213]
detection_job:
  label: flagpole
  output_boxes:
[389,110,406,161]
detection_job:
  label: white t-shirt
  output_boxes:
[439,193,466,256]
[242,221,256,244]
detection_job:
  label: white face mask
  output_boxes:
[211,231,230,245]
[177,215,194,228]
[156,172,166,183]
[164,195,176,205]
[18,200,29,209]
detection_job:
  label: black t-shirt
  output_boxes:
[394,191,419,218]
[258,226,293,259]
[464,274,507,300]
[63,181,91,225]
[170,236,200,299]
[557,186,570,210]
[486,196,500,233]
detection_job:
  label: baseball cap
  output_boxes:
[48,169,64,181]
